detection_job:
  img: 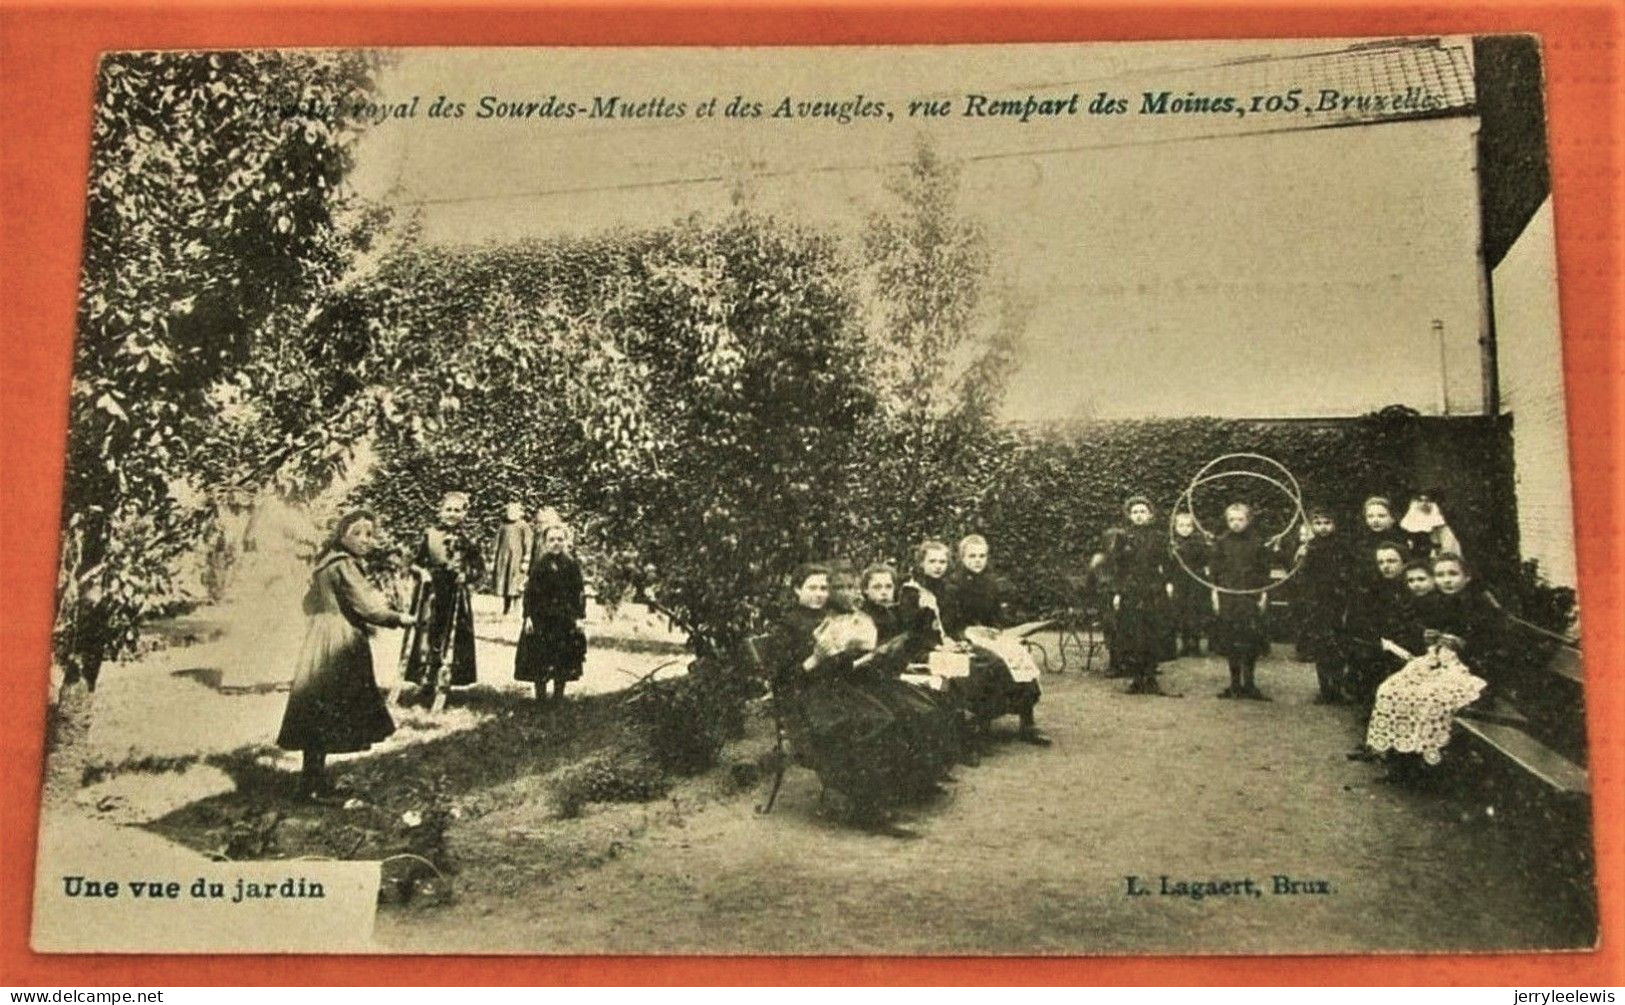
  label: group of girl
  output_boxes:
[765,536,1052,835]
[275,494,589,802]
[1112,489,1498,782]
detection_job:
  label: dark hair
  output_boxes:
[1402,559,1433,577]
[1431,552,1472,578]
[1307,503,1336,522]
[860,563,897,592]
[791,562,832,590]
[1373,542,1406,562]
[323,509,377,558]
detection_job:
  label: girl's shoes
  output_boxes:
[1217,686,1239,699]
[1241,686,1271,701]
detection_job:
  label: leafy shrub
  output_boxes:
[623,659,758,776]
[549,751,668,818]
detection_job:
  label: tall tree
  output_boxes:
[56,50,383,714]
[850,137,1026,556]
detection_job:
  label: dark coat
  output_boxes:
[765,604,948,806]
[489,520,533,599]
[1169,532,1212,628]
[404,525,483,687]
[897,573,955,656]
[1414,589,1504,685]
[1110,524,1170,670]
[948,568,1008,633]
[1209,530,1272,659]
[515,550,587,683]
[276,552,404,754]
[861,600,906,646]
[1344,575,1419,704]
[1296,534,1352,662]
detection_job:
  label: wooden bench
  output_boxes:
[742,633,822,815]
[1455,605,1588,797]
[1455,715,1590,795]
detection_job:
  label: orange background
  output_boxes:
[1,0,1619,986]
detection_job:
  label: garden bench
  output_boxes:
[743,633,819,814]
[1455,607,1587,798]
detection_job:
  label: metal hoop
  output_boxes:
[1177,470,1307,548]
[1168,454,1308,596]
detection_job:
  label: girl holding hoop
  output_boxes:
[1210,502,1274,700]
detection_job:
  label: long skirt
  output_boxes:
[276,614,395,754]
[514,616,587,683]
[1212,595,1269,660]
[784,677,933,807]
[403,576,477,686]
[1114,590,1166,673]
[1365,659,1487,764]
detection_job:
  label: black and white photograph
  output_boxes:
[33,36,1595,955]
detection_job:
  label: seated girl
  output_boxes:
[948,534,1050,745]
[1343,542,1421,714]
[763,563,932,834]
[1364,630,1487,784]
[898,539,1001,762]
[1415,553,1504,700]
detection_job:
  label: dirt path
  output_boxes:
[375,649,1594,955]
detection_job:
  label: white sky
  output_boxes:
[350,39,1487,421]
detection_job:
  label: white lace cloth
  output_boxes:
[1365,647,1487,764]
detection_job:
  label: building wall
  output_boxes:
[1493,197,1578,588]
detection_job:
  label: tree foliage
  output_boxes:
[349,216,882,653]
[58,50,384,686]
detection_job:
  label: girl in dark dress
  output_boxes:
[1110,496,1173,696]
[949,534,1050,744]
[402,491,483,705]
[842,565,959,788]
[515,523,587,702]
[1210,502,1274,700]
[1415,553,1504,699]
[766,564,920,835]
[1355,496,1411,568]
[897,540,988,762]
[1169,511,1212,657]
[1344,542,1422,717]
[1363,554,1496,783]
[277,510,416,802]
[1294,505,1353,704]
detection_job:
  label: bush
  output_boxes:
[623,659,757,777]
[549,750,668,819]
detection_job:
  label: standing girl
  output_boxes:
[276,510,416,801]
[1355,496,1409,567]
[1169,511,1212,657]
[1110,496,1173,696]
[402,491,483,705]
[1295,505,1352,704]
[1210,502,1274,700]
[490,501,533,616]
[515,523,588,702]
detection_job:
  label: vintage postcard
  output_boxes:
[32,37,1595,956]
